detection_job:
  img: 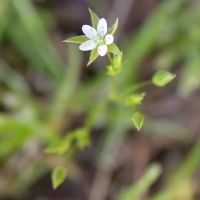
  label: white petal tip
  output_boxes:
[98,45,107,56]
[82,25,98,40]
[79,40,97,51]
[105,34,114,45]
[97,18,107,36]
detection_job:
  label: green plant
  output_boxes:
[0,0,199,197]
[61,8,175,189]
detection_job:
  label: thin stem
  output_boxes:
[124,80,152,95]
[107,52,113,65]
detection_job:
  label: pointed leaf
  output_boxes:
[132,112,144,131]
[87,48,98,66]
[52,166,67,189]
[126,93,146,106]
[74,128,90,149]
[45,135,72,155]
[108,18,119,35]
[108,43,121,55]
[63,35,88,44]
[89,8,99,28]
[152,70,176,87]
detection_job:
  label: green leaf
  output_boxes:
[108,43,121,55]
[45,135,72,154]
[108,18,119,35]
[107,53,123,76]
[107,65,117,76]
[178,49,200,96]
[52,166,67,189]
[87,48,99,66]
[63,35,88,44]
[126,93,146,106]
[132,112,144,131]
[89,8,99,28]
[74,128,90,149]
[116,164,161,200]
[113,52,123,68]
[152,70,176,87]
[0,116,34,158]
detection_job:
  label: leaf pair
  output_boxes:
[126,93,145,106]
[46,128,89,155]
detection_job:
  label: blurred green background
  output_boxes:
[0,0,200,199]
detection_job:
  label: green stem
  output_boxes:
[124,80,152,95]
[107,52,113,65]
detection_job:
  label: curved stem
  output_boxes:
[124,80,152,95]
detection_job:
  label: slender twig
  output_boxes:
[107,52,113,65]
[124,80,152,95]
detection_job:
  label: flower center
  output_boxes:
[96,34,105,46]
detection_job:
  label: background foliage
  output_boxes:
[0,0,200,199]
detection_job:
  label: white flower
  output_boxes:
[79,18,114,56]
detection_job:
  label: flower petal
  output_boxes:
[97,44,107,56]
[82,25,98,40]
[79,40,97,51]
[97,18,107,36]
[105,34,114,45]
